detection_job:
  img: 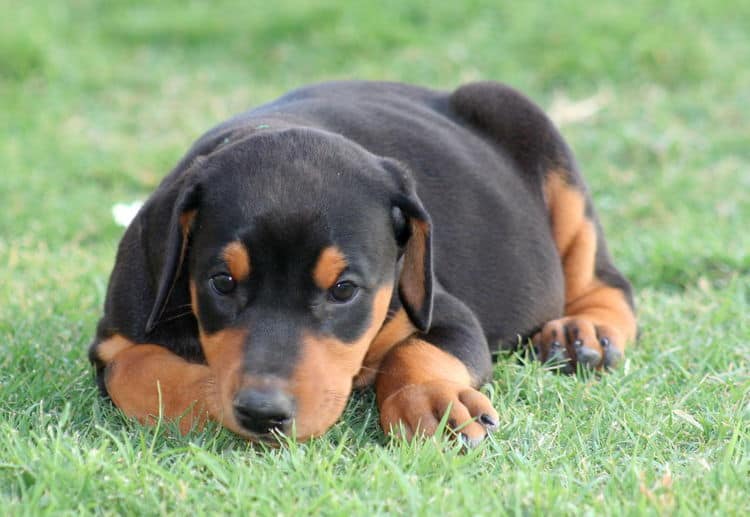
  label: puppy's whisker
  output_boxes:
[156,311,194,324]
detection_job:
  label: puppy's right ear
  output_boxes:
[96,126,256,361]
[95,165,204,348]
[144,175,202,334]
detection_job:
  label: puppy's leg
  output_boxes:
[451,82,635,372]
[375,287,498,446]
[92,335,217,434]
[533,170,637,372]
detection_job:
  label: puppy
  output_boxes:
[89,81,636,445]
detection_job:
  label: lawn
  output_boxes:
[1,0,748,514]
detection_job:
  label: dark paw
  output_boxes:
[531,318,624,372]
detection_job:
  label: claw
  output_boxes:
[575,345,602,368]
[479,413,498,430]
[459,432,484,448]
[603,343,622,369]
[546,341,567,363]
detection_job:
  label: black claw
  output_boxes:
[545,343,571,373]
[459,433,484,448]
[576,345,602,368]
[603,345,623,369]
[480,414,498,429]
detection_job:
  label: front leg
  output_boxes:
[91,335,218,434]
[375,288,499,446]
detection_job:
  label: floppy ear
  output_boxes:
[383,159,434,332]
[144,177,202,334]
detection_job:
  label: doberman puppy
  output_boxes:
[89,81,636,445]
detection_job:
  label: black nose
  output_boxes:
[233,387,295,435]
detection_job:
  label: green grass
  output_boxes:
[1,0,748,514]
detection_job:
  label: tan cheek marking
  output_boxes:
[95,334,136,364]
[353,308,416,388]
[375,338,473,403]
[198,327,249,434]
[190,278,251,434]
[222,241,251,281]
[291,286,392,439]
[313,246,348,289]
[199,328,246,375]
[190,278,247,384]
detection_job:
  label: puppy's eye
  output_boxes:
[329,280,358,303]
[210,273,236,295]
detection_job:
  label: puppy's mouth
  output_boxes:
[240,428,289,445]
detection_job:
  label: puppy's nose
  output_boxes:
[233,387,295,435]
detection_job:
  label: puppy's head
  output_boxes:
[145,127,432,441]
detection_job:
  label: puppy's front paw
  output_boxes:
[379,380,498,447]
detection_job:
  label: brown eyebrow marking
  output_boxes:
[222,241,251,281]
[313,246,348,289]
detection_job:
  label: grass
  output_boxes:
[1,0,748,514]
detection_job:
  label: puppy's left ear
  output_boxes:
[382,159,434,332]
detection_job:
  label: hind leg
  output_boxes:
[451,82,636,372]
[533,170,636,372]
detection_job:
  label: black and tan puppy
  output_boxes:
[89,81,636,445]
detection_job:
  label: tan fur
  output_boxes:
[102,338,216,435]
[96,334,135,363]
[375,339,495,441]
[542,170,636,365]
[191,279,251,435]
[353,308,416,388]
[221,241,251,281]
[290,286,393,439]
[313,246,348,289]
[198,327,249,434]
[400,219,429,311]
[179,210,196,239]
[376,338,473,402]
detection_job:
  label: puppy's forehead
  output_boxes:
[192,128,397,270]
[201,128,391,211]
